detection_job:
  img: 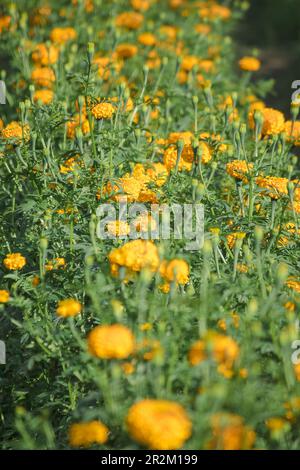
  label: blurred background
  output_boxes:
[236,0,300,113]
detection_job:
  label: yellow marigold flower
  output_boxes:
[133,213,157,233]
[265,417,287,431]
[195,23,211,35]
[0,290,10,303]
[115,11,144,30]
[122,361,135,375]
[198,59,215,73]
[188,340,206,366]
[50,27,77,44]
[33,89,54,105]
[256,176,288,200]
[109,240,160,276]
[146,49,161,69]
[31,67,55,88]
[137,338,163,361]
[236,263,248,273]
[1,121,30,142]
[159,259,189,285]
[189,331,239,371]
[226,160,253,183]
[106,220,130,237]
[249,107,285,136]
[181,55,199,72]
[126,399,192,450]
[115,43,138,59]
[101,176,143,203]
[168,131,194,145]
[286,278,300,294]
[69,421,109,447]
[163,142,211,172]
[131,0,150,11]
[66,115,90,139]
[207,413,256,450]
[285,121,300,146]
[239,56,261,72]
[88,324,135,359]
[3,253,26,271]
[32,44,59,66]
[56,299,82,318]
[93,56,111,80]
[159,25,178,40]
[200,4,231,20]
[138,32,156,46]
[45,257,66,271]
[92,102,115,120]
[226,232,246,250]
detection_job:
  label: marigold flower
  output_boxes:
[131,0,150,11]
[0,290,10,303]
[88,324,135,359]
[249,107,285,136]
[115,43,138,59]
[32,44,59,66]
[50,27,77,44]
[159,259,189,285]
[195,23,211,35]
[33,89,54,105]
[3,253,26,271]
[56,299,82,318]
[106,220,130,237]
[66,115,90,139]
[286,278,300,294]
[109,240,160,277]
[256,176,288,200]
[285,121,300,146]
[138,32,156,46]
[207,413,256,450]
[226,160,253,183]
[163,142,211,172]
[0,15,11,33]
[226,232,246,250]
[115,11,144,30]
[91,102,115,120]
[126,399,192,449]
[31,67,56,88]
[239,56,261,72]
[69,421,109,447]
[1,121,30,142]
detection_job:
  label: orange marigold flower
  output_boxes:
[0,15,11,33]
[109,240,160,277]
[1,121,30,142]
[115,43,138,59]
[33,89,54,105]
[126,399,192,450]
[115,11,144,30]
[256,176,288,199]
[131,0,150,11]
[50,27,77,44]
[69,421,109,447]
[138,32,156,46]
[3,253,26,270]
[56,299,82,318]
[249,107,285,136]
[226,160,253,183]
[32,44,59,66]
[31,67,56,88]
[0,290,10,303]
[239,56,261,72]
[286,278,300,294]
[285,121,300,146]
[159,259,189,285]
[91,102,115,120]
[88,324,135,359]
[207,413,256,450]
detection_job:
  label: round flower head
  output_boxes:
[50,27,77,44]
[3,253,26,270]
[285,121,300,146]
[126,399,192,449]
[88,324,135,359]
[226,160,253,183]
[239,56,261,72]
[109,239,160,276]
[31,67,56,88]
[1,121,30,142]
[33,89,54,105]
[159,259,189,285]
[252,108,285,136]
[115,11,144,30]
[0,290,10,303]
[56,299,82,317]
[115,43,138,59]
[256,176,288,199]
[91,102,115,120]
[69,420,109,447]
[32,44,59,66]
[208,413,256,450]
[138,32,156,47]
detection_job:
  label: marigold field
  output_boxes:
[1,0,300,451]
